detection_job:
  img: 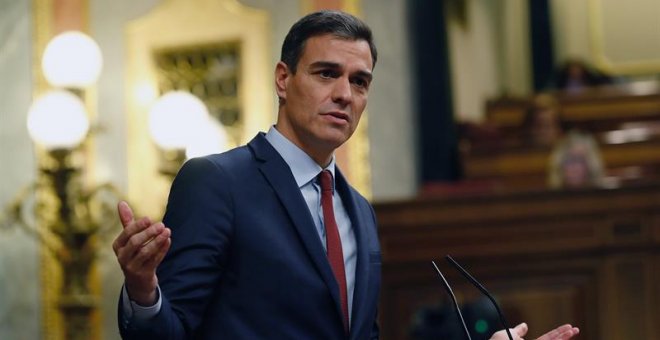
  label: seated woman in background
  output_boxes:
[548,130,606,189]
[522,94,563,148]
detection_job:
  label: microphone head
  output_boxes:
[462,297,501,339]
[410,303,469,339]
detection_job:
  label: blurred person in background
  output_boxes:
[554,59,612,93]
[521,94,563,148]
[548,130,606,189]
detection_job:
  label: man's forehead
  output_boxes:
[300,35,374,70]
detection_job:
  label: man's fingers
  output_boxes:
[144,231,172,268]
[556,327,579,340]
[113,215,154,253]
[117,227,170,307]
[116,223,166,265]
[513,323,529,337]
[117,201,135,227]
[116,201,152,242]
[550,324,573,338]
[130,227,171,269]
[137,216,153,230]
[536,324,579,340]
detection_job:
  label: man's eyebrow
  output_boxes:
[309,61,373,81]
[309,61,341,69]
[354,70,373,82]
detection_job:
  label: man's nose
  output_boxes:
[331,77,352,105]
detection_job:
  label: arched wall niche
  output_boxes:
[125,0,272,217]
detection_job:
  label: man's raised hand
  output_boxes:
[112,201,171,306]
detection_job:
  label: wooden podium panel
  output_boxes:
[374,184,660,339]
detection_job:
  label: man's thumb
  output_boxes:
[117,201,134,227]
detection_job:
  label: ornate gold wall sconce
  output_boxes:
[0,31,120,340]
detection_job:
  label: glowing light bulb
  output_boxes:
[148,91,209,150]
[42,31,103,88]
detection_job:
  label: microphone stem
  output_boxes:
[431,261,472,340]
[446,255,514,340]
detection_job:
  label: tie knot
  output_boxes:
[319,170,333,193]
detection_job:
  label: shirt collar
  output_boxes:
[265,126,336,188]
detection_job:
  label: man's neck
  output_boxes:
[272,124,334,167]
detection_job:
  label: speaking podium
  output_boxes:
[374,183,660,339]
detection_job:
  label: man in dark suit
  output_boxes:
[113,9,580,340]
[114,10,381,339]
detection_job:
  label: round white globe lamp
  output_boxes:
[148,91,210,150]
[27,90,90,149]
[42,31,103,88]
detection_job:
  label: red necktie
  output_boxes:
[319,170,349,334]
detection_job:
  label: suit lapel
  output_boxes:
[335,169,371,339]
[248,134,342,309]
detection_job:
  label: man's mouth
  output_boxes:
[323,111,350,122]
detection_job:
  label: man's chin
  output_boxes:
[317,127,353,143]
[324,133,352,148]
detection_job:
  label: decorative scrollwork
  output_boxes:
[0,148,124,340]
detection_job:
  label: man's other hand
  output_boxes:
[112,201,171,306]
[490,322,580,340]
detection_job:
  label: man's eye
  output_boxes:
[352,78,369,89]
[319,70,333,78]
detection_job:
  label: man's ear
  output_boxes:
[275,61,290,101]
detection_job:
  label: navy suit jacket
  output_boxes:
[119,133,381,339]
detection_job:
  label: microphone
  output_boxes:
[431,261,472,340]
[446,255,514,340]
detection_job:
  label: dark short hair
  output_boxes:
[280,10,377,73]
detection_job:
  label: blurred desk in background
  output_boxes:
[462,139,660,190]
[486,82,660,140]
[375,184,660,340]
[461,82,660,191]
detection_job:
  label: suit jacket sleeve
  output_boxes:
[119,157,234,339]
[367,204,381,340]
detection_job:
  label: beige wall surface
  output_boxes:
[0,0,41,339]
[592,0,660,74]
[362,0,417,201]
[499,0,531,97]
[551,0,592,65]
[449,0,501,122]
[449,0,532,123]
[552,0,660,75]
[597,0,660,62]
